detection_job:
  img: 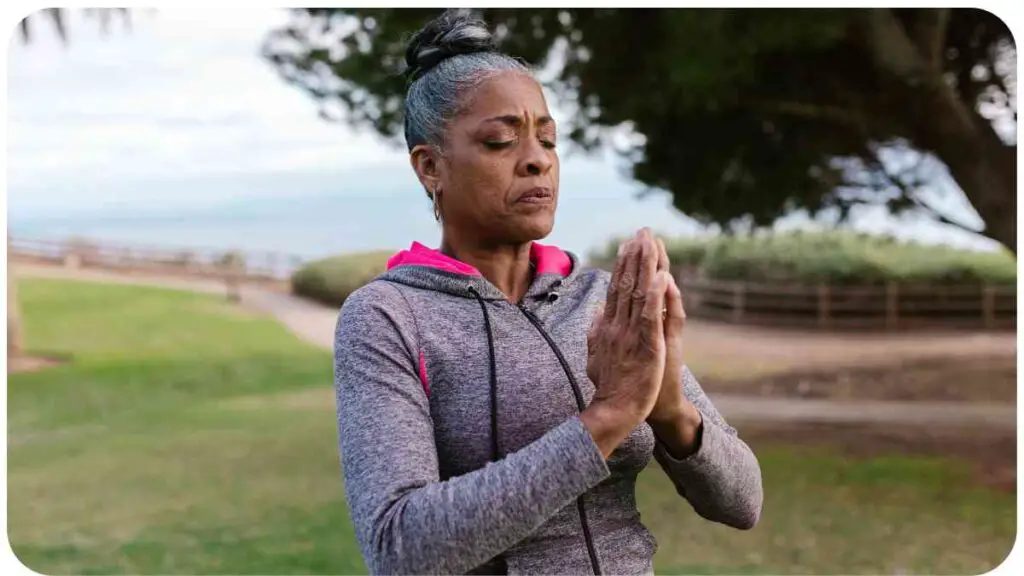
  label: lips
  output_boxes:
[516,187,554,203]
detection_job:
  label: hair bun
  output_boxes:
[404,10,497,82]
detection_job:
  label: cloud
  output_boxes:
[7,8,404,199]
[6,8,999,254]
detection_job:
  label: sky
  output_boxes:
[5,8,1003,258]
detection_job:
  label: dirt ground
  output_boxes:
[7,354,68,374]
[706,355,1017,403]
[739,421,1017,493]
[12,264,1017,494]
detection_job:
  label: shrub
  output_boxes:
[291,250,393,307]
[587,230,1016,286]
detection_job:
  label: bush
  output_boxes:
[291,250,393,307]
[588,230,1016,286]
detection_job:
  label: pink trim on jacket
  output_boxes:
[386,241,572,278]
[418,351,430,397]
[388,240,573,400]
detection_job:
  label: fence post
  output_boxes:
[732,282,745,323]
[63,251,81,270]
[817,284,830,328]
[885,282,899,331]
[119,248,133,270]
[221,252,245,303]
[982,285,996,329]
[226,264,241,303]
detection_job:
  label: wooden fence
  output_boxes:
[680,276,1016,331]
[8,236,305,285]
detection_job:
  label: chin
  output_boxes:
[511,213,556,242]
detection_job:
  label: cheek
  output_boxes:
[444,153,515,210]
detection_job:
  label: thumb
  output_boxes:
[665,276,686,333]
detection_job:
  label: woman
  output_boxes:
[334,11,763,575]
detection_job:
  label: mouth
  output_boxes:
[516,187,554,204]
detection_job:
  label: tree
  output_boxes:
[263,9,1016,253]
[16,8,131,44]
[11,8,133,360]
[7,238,24,358]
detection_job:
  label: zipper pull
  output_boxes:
[546,280,563,303]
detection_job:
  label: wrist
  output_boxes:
[648,403,703,458]
[647,403,688,428]
[580,401,640,459]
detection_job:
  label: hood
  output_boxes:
[380,241,579,301]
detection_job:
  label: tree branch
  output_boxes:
[865,145,982,234]
[863,9,930,82]
[898,185,982,234]
[911,8,951,71]
[751,99,867,128]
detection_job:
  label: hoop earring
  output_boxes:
[432,188,442,222]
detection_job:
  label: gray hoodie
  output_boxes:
[333,241,763,575]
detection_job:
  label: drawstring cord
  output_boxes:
[467,286,500,463]
[466,279,564,462]
[468,285,507,574]
[467,280,601,575]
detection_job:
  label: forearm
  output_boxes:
[652,416,763,529]
[651,367,764,529]
[345,417,610,575]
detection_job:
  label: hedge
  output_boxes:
[293,232,1015,308]
[291,250,393,307]
[589,230,1016,286]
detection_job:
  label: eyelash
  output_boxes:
[484,139,557,150]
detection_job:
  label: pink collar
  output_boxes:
[386,241,573,278]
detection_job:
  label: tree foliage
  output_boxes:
[263,8,1016,252]
[16,8,131,44]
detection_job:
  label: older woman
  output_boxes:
[333,11,763,575]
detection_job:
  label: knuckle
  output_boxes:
[618,274,634,291]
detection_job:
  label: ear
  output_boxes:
[410,144,442,197]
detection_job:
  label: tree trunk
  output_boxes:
[938,145,1016,254]
[916,85,1017,253]
[8,263,24,359]
[861,9,1017,254]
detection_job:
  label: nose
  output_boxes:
[516,138,554,177]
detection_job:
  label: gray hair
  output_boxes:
[403,11,530,152]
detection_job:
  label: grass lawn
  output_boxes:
[8,278,1015,575]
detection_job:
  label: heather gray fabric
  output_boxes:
[333,248,763,575]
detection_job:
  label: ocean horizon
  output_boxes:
[9,187,1003,265]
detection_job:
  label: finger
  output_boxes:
[656,237,670,273]
[665,275,686,333]
[630,230,659,324]
[603,241,628,322]
[637,269,670,331]
[614,237,642,324]
[588,301,605,347]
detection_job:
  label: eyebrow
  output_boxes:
[485,114,555,127]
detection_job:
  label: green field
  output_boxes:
[8,278,1015,575]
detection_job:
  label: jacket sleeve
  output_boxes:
[334,282,611,575]
[652,366,764,530]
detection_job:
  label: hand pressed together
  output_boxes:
[581,228,703,459]
[581,228,670,458]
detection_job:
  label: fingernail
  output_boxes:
[617,243,626,256]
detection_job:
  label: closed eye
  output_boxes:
[483,140,515,150]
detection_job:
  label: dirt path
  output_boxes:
[14,264,1017,430]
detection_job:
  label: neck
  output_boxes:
[440,233,533,303]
